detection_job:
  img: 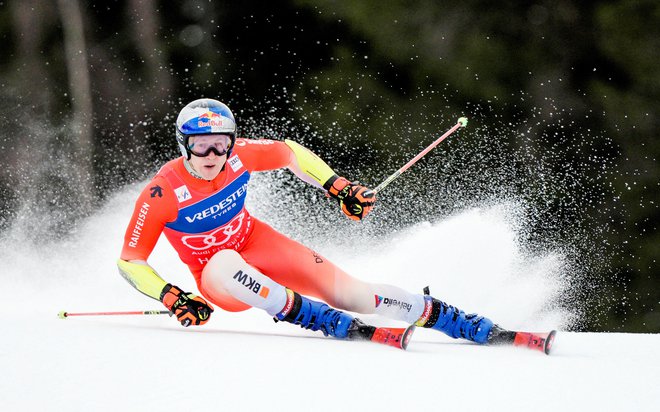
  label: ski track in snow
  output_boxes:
[2,182,658,411]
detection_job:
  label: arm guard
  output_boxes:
[284,139,338,189]
[117,259,168,301]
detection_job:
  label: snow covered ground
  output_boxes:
[2,180,659,411]
[5,312,660,411]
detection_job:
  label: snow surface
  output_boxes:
[2,180,659,412]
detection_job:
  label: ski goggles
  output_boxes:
[188,134,232,157]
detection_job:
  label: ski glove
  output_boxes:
[160,284,214,327]
[325,176,376,221]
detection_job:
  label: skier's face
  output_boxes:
[187,135,229,180]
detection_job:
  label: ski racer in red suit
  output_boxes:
[118,98,522,347]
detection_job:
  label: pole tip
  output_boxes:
[58,311,68,319]
[458,117,468,127]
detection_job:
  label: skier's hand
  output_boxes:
[326,176,376,221]
[160,284,213,327]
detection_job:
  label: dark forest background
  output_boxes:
[0,1,657,332]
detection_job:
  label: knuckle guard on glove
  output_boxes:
[325,176,376,220]
[160,283,213,327]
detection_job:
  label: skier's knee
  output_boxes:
[202,249,248,290]
[202,249,289,316]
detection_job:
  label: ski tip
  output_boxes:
[544,330,557,355]
[401,325,416,350]
[58,311,68,319]
[457,117,468,128]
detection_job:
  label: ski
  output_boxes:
[512,330,556,355]
[349,321,416,350]
[489,326,557,355]
[370,325,416,350]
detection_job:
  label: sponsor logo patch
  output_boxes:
[174,185,192,203]
[415,298,433,327]
[228,155,243,172]
[374,295,413,312]
[165,172,250,235]
[279,289,295,317]
[197,111,224,128]
[150,185,163,198]
[234,139,276,147]
[128,202,150,247]
[181,212,246,251]
[183,183,247,223]
[233,270,270,298]
[375,295,383,307]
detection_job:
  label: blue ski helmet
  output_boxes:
[175,98,237,159]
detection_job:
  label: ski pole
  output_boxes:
[366,117,468,196]
[58,310,171,319]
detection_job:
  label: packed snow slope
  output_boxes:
[2,178,659,412]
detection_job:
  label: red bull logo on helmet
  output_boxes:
[197,111,224,128]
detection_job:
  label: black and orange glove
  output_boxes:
[160,284,214,327]
[325,175,376,221]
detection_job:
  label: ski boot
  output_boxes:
[275,289,415,349]
[275,289,354,339]
[416,295,494,344]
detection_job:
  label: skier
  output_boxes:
[117,98,548,350]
